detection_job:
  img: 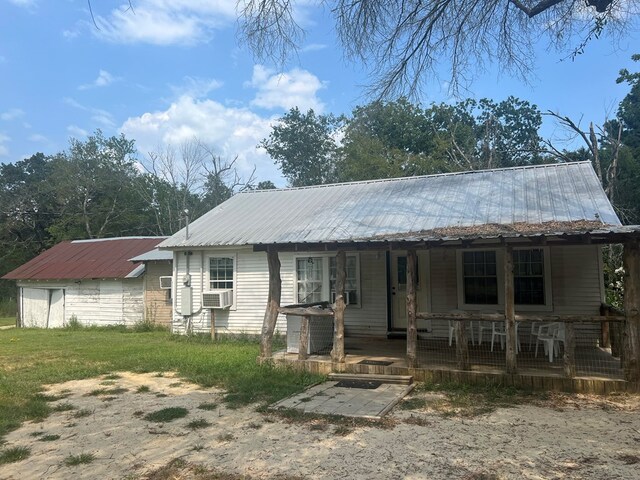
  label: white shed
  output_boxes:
[3,237,167,328]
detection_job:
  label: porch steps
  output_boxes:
[328,373,413,385]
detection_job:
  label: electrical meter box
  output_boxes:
[181,286,193,316]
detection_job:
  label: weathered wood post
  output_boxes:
[622,240,640,382]
[563,322,576,378]
[298,315,310,361]
[331,250,346,364]
[504,246,517,374]
[406,249,418,368]
[454,320,470,371]
[600,303,611,348]
[259,247,281,359]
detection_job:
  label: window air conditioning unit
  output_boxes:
[202,289,233,309]
[331,291,351,305]
[159,276,173,290]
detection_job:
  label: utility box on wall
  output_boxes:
[181,287,193,316]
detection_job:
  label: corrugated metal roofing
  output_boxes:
[2,237,166,280]
[159,162,621,248]
[129,248,173,262]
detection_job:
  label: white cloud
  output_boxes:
[62,29,79,40]
[0,133,10,157]
[92,0,236,45]
[63,97,117,130]
[301,43,327,53]
[8,0,37,8]
[28,133,48,143]
[67,125,89,138]
[120,95,283,184]
[1,108,25,121]
[79,69,119,90]
[248,65,326,112]
[170,76,223,98]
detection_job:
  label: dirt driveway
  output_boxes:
[2,372,639,480]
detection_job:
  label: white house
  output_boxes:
[3,237,169,328]
[155,162,640,387]
[157,162,620,342]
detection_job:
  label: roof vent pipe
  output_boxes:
[184,209,190,240]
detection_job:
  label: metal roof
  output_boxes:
[3,237,166,281]
[129,248,173,262]
[159,162,621,248]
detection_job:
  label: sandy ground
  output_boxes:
[2,372,640,480]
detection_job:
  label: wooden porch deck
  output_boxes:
[271,336,637,394]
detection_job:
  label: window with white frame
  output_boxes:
[462,251,498,305]
[459,248,550,308]
[295,255,360,306]
[296,257,324,304]
[209,257,234,290]
[513,248,546,305]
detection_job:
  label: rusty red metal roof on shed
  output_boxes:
[2,237,166,281]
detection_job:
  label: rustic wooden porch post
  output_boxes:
[298,315,310,361]
[504,246,517,374]
[454,320,470,370]
[406,248,418,368]
[259,247,281,359]
[331,250,346,363]
[622,240,640,382]
[563,323,576,378]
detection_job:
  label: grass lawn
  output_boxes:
[0,327,321,441]
[0,317,15,327]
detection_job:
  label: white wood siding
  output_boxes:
[170,245,606,346]
[172,249,389,336]
[17,278,144,327]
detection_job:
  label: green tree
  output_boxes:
[0,153,59,298]
[260,108,341,186]
[335,96,545,182]
[47,130,147,240]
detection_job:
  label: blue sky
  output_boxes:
[0,0,638,186]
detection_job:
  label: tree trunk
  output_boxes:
[259,247,281,359]
[504,246,517,374]
[623,241,640,382]
[406,249,418,368]
[331,250,346,363]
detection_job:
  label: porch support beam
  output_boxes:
[260,247,281,359]
[406,248,418,368]
[454,320,470,370]
[623,240,640,382]
[504,246,517,374]
[331,250,346,363]
[563,322,576,378]
[416,312,625,323]
[298,316,310,361]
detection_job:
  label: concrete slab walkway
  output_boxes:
[271,381,414,420]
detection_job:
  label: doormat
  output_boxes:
[334,380,382,389]
[357,360,393,366]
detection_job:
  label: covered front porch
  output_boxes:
[257,227,640,394]
[271,334,628,392]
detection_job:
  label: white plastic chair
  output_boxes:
[535,323,562,362]
[490,322,521,353]
[448,320,474,346]
[476,321,492,346]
